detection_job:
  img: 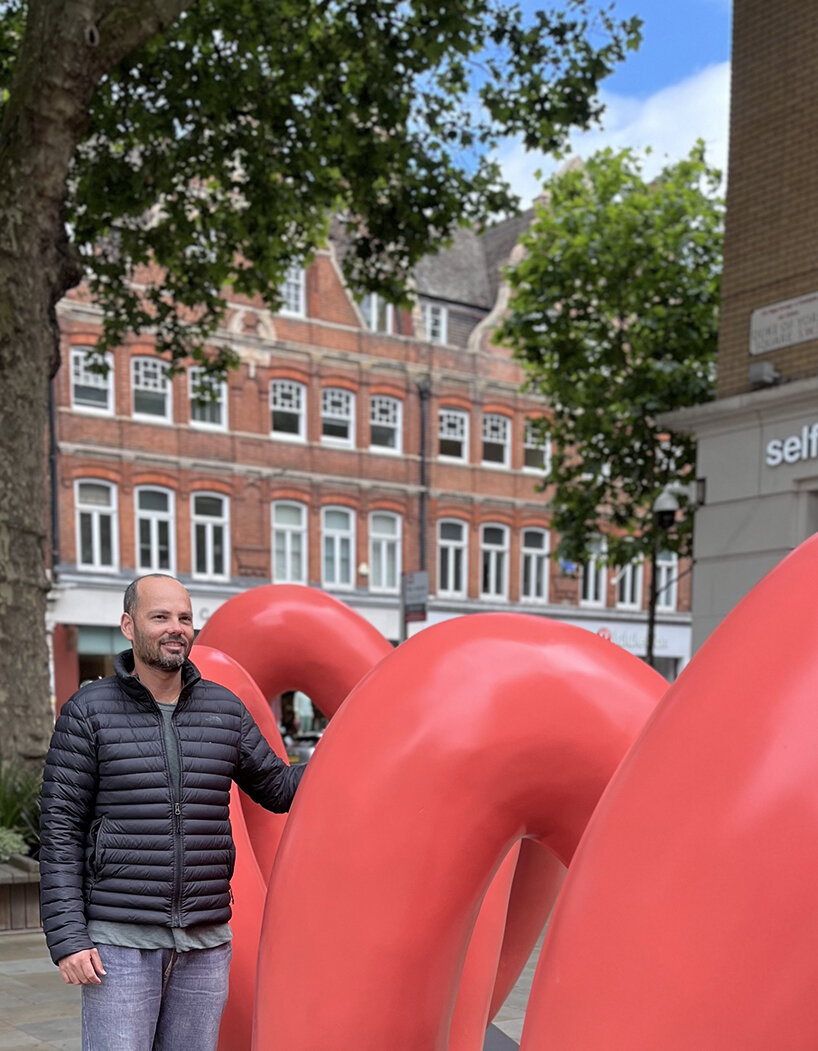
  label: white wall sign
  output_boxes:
[750,291,818,355]
[765,422,818,467]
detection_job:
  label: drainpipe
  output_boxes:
[48,378,60,578]
[417,377,431,571]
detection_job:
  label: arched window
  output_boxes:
[370,395,402,452]
[369,511,402,592]
[438,408,469,461]
[438,519,467,597]
[482,413,511,467]
[71,348,114,413]
[656,551,679,611]
[189,367,227,430]
[270,379,307,441]
[75,480,118,570]
[581,538,607,607]
[132,356,171,421]
[135,486,175,573]
[480,523,509,599]
[322,506,355,588]
[521,528,550,602]
[272,501,307,584]
[321,388,355,446]
[192,492,230,580]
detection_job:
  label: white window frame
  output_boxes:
[438,518,468,598]
[369,395,402,453]
[321,505,355,589]
[135,486,176,575]
[369,511,402,593]
[438,408,470,462]
[615,559,643,610]
[321,387,355,448]
[188,367,227,430]
[523,419,551,473]
[75,479,118,571]
[482,413,511,468]
[191,492,230,581]
[359,293,395,334]
[132,356,172,423]
[70,348,114,414]
[421,301,448,345]
[521,527,550,603]
[656,550,679,611]
[270,379,307,442]
[480,523,509,600]
[581,538,607,607]
[272,500,308,584]
[279,263,306,317]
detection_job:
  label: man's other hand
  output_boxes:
[58,948,106,985]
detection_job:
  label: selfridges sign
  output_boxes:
[765,423,818,467]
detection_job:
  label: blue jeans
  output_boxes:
[81,943,231,1051]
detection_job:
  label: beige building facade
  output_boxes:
[666,0,818,649]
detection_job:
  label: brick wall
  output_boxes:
[55,251,689,617]
[718,0,818,396]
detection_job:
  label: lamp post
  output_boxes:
[648,489,680,668]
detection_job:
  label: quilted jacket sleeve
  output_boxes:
[235,706,306,812]
[39,697,99,965]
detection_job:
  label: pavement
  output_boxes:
[0,928,540,1050]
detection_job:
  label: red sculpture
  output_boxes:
[195,534,818,1049]
[197,593,663,1049]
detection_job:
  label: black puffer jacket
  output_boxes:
[40,651,304,965]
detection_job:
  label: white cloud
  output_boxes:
[499,61,731,206]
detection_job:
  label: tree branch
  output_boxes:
[91,0,199,72]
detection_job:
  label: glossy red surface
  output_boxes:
[195,584,393,718]
[197,538,818,1051]
[521,534,818,1049]
[255,613,663,1049]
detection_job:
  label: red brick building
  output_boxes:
[48,220,691,704]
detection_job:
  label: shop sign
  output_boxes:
[765,422,818,467]
[595,625,668,654]
[750,291,818,355]
[402,571,429,623]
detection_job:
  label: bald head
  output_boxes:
[124,574,189,617]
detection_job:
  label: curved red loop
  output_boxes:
[195,584,393,719]
[521,533,818,1049]
[254,613,664,1050]
[189,647,284,1051]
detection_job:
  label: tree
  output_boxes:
[0,0,640,762]
[498,143,723,665]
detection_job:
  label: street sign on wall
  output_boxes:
[401,571,429,624]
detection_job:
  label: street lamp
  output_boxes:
[652,489,679,531]
[646,487,682,670]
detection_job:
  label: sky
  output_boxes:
[500,0,732,204]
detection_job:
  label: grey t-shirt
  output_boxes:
[87,701,231,952]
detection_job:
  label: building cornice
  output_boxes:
[659,374,818,436]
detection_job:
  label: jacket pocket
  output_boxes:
[86,816,109,876]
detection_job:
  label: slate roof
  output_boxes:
[330,209,536,313]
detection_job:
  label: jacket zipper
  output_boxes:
[170,715,184,927]
[157,706,185,927]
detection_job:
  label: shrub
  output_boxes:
[0,759,42,857]
[0,827,27,863]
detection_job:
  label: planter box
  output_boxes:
[0,855,40,933]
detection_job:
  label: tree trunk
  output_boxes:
[0,0,196,763]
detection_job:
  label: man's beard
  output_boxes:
[133,630,191,671]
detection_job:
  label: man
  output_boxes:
[39,574,305,1051]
